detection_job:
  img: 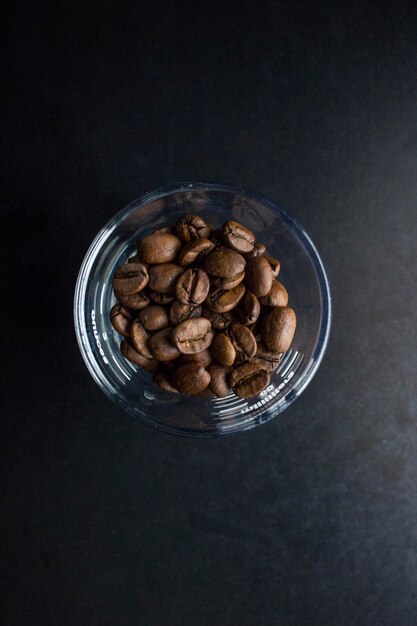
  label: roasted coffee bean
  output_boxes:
[110,303,133,337]
[178,238,215,266]
[115,290,150,310]
[175,214,211,242]
[148,328,181,362]
[264,255,280,277]
[204,249,246,278]
[259,280,288,307]
[229,362,270,398]
[221,220,255,253]
[120,341,158,373]
[137,232,182,264]
[247,242,266,257]
[208,364,231,398]
[180,348,213,368]
[236,291,260,325]
[148,263,183,293]
[171,317,213,354]
[244,256,273,297]
[175,268,210,305]
[169,301,202,325]
[211,271,245,290]
[227,322,257,363]
[153,369,179,393]
[130,319,154,359]
[171,363,211,394]
[202,305,232,329]
[112,263,149,295]
[261,306,297,353]
[138,305,169,331]
[253,342,282,371]
[206,283,245,313]
[210,333,236,367]
[147,290,175,305]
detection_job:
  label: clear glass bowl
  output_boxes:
[74,183,331,437]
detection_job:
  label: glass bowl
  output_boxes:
[74,182,331,437]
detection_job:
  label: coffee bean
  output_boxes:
[210,333,236,367]
[227,322,256,363]
[264,255,280,277]
[221,220,255,253]
[204,249,246,278]
[148,263,183,293]
[261,306,297,353]
[171,317,213,354]
[180,348,213,368]
[137,232,182,264]
[229,362,270,398]
[148,328,181,362]
[130,319,154,359]
[253,342,282,371]
[246,242,266,257]
[112,263,149,295]
[120,341,158,373]
[153,369,179,393]
[244,257,273,297]
[212,271,245,290]
[138,305,169,331]
[175,215,211,242]
[110,303,133,337]
[171,363,211,394]
[176,268,210,305]
[208,364,231,398]
[202,306,233,329]
[259,280,288,307]
[178,238,215,266]
[115,290,150,310]
[236,291,260,325]
[169,301,203,325]
[147,290,175,305]
[206,283,245,313]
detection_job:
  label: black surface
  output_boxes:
[2,2,417,625]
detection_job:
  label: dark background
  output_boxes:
[2,1,417,624]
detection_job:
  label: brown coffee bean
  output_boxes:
[264,255,280,277]
[178,238,215,266]
[175,214,211,242]
[204,249,246,278]
[110,303,133,337]
[115,290,150,310]
[171,317,213,354]
[112,263,149,295]
[210,333,236,367]
[175,268,210,305]
[244,257,273,297]
[148,263,183,293]
[169,301,202,325]
[253,342,282,372]
[259,280,288,307]
[120,341,158,373]
[206,283,245,313]
[180,348,213,368]
[261,306,297,353]
[147,290,175,305]
[137,232,182,264]
[138,305,169,331]
[221,220,255,253]
[130,319,153,359]
[208,364,231,398]
[236,291,260,325]
[211,271,245,290]
[202,306,232,330]
[148,328,181,362]
[153,369,179,393]
[227,322,256,363]
[171,363,211,394]
[246,242,266,257]
[229,362,270,398]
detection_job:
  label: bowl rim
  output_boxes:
[74,181,332,435]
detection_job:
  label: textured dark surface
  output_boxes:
[2,2,417,625]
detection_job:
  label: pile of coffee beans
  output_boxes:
[110,215,296,398]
